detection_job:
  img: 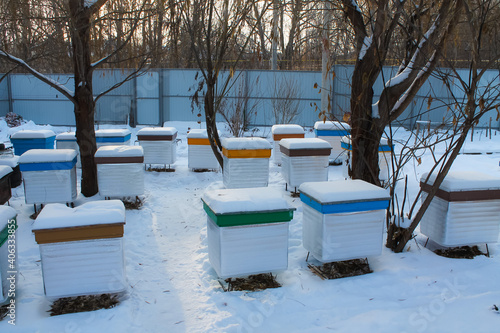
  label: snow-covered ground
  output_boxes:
[1,119,500,333]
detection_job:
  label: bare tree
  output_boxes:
[271,74,301,124]
[386,0,500,252]
[183,0,270,168]
[337,0,462,187]
[0,0,150,196]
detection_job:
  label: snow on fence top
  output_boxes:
[279,138,332,150]
[221,137,271,150]
[95,129,131,137]
[11,129,55,139]
[95,145,144,158]
[271,124,305,135]
[202,187,291,215]
[137,127,177,137]
[33,200,125,230]
[299,180,390,204]
[56,132,76,141]
[421,171,500,192]
[18,149,77,164]
[0,165,13,179]
[314,121,351,131]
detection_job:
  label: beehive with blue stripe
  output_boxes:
[300,180,389,262]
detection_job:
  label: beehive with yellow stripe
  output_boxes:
[221,137,272,189]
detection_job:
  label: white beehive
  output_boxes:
[187,129,219,171]
[341,136,394,182]
[95,129,131,148]
[33,200,126,298]
[271,124,305,165]
[95,145,144,198]
[279,138,331,191]
[313,121,350,163]
[202,188,294,278]
[420,171,500,247]
[221,137,271,189]
[0,206,17,305]
[300,180,390,262]
[19,149,78,205]
[137,127,177,166]
[56,132,80,168]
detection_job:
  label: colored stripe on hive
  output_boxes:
[222,148,271,158]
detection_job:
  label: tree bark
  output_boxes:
[69,0,99,197]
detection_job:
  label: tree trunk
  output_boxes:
[349,59,383,186]
[69,0,99,197]
[204,78,224,168]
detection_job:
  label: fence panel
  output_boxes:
[1,67,498,129]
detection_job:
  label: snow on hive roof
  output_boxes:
[187,129,208,139]
[56,132,76,140]
[137,127,177,136]
[0,156,19,168]
[314,121,351,131]
[95,145,144,158]
[202,187,291,214]
[95,129,131,137]
[0,205,17,232]
[33,200,125,230]
[421,171,500,192]
[11,129,55,139]
[0,165,13,179]
[300,180,390,204]
[221,137,271,150]
[279,138,332,150]
[271,124,305,135]
[19,149,77,164]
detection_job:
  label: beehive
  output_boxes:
[313,121,350,163]
[137,127,177,166]
[341,136,394,182]
[33,200,126,298]
[420,171,500,247]
[0,166,12,205]
[202,187,294,278]
[221,137,271,189]
[279,138,331,190]
[300,180,390,262]
[187,129,219,171]
[56,132,80,168]
[95,129,131,148]
[95,145,144,198]
[10,130,55,156]
[271,124,305,165]
[0,156,21,188]
[19,149,77,205]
